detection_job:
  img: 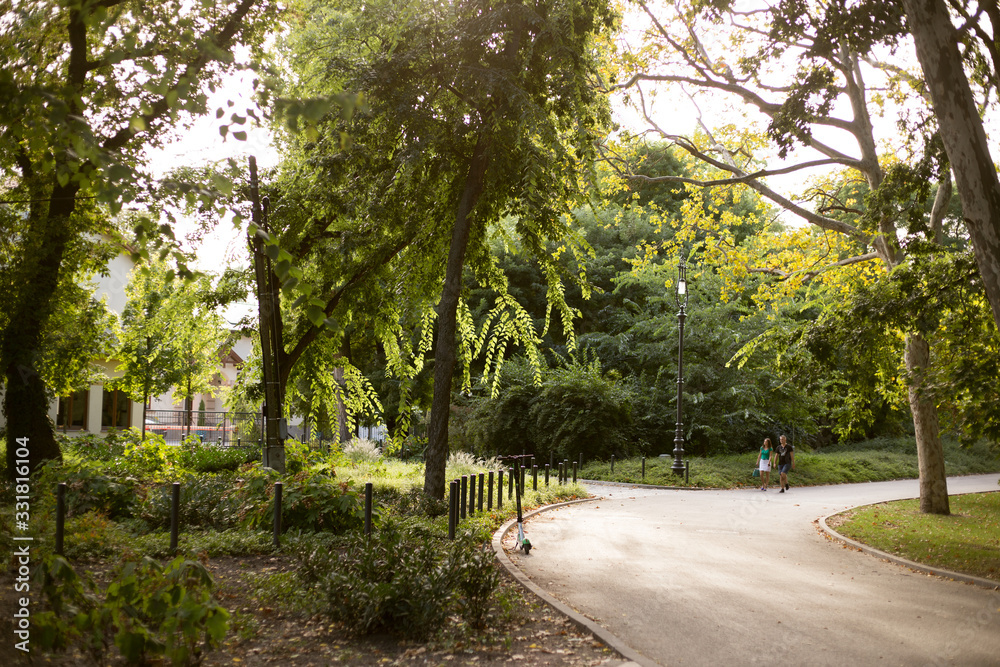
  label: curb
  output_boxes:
[579,478,708,491]
[818,500,1000,592]
[492,498,661,667]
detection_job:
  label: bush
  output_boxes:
[343,438,382,463]
[177,445,258,474]
[37,460,138,520]
[238,469,364,534]
[295,521,500,639]
[468,355,633,462]
[34,555,229,666]
[383,487,449,518]
[60,432,127,461]
[136,474,243,531]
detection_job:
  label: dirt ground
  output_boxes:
[1,554,623,666]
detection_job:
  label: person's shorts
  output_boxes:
[759,460,771,472]
[779,463,791,474]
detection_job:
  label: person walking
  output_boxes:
[776,434,795,492]
[758,438,774,491]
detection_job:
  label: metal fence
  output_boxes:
[144,410,263,446]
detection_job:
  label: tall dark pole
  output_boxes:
[672,257,689,476]
[249,156,285,472]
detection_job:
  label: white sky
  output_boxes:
[147,69,278,273]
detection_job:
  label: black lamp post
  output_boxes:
[672,256,689,476]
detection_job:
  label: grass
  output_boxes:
[579,436,1000,488]
[833,492,1000,582]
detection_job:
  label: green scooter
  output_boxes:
[514,467,531,554]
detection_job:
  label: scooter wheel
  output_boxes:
[522,540,531,555]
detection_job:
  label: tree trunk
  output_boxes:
[2,183,79,479]
[4,365,62,477]
[904,333,950,515]
[334,366,351,443]
[903,0,1000,332]
[424,137,490,499]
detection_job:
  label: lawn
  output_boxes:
[831,492,1000,583]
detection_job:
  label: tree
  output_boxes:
[172,278,229,438]
[113,260,187,434]
[0,0,277,478]
[269,0,618,499]
[610,0,960,512]
[901,0,1000,332]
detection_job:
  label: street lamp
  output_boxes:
[672,256,689,476]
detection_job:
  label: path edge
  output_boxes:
[818,494,1000,592]
[492,498,661,667]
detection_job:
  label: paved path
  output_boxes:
[501,474,1000,667]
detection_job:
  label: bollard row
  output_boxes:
[52,456,583,551]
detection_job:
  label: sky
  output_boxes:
[148,69,279,273]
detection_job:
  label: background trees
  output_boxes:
[0,0,277,477]
[113,260,233,435]
[602,0,998,512]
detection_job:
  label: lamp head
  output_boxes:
[676,256,689,306]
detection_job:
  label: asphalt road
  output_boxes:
[502,474,1000,667]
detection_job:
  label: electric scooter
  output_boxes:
[513,466,531,554]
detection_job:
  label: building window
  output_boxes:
[57,390,88,431]
[102,389,131,430]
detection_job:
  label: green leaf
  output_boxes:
[307,305,327,327]
[211,174,234,196]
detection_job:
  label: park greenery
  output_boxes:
[834,492,1000,582]
[0,0,1000,514]
[5,0,1000,663]
[2,0,1000,515]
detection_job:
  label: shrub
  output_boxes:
[136,474,243,531]
[467,355,634,462]
[238,469,364,534]
[297,520,500,639]
[384,487,449,518]
[62,511,119,560]
[343,438,382,463]
[61,432,127,462]
[177,445,258,474]
[37,460,137,520]
[446,451,501,479]
[34,555,229,666]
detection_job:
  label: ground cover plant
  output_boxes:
[830,492,1000,583]
[0,430,596,666]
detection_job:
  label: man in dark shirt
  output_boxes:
[776,434,795,493]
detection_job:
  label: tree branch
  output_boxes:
[749,252,879,283]
[101,0,259,153]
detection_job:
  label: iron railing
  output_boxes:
[143,410,263,446]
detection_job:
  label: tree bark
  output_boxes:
[903,0,1000,332]
[334,366,351,443]
[3,183,79,479]
[904,333,950,514]
[424,137,490,499]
